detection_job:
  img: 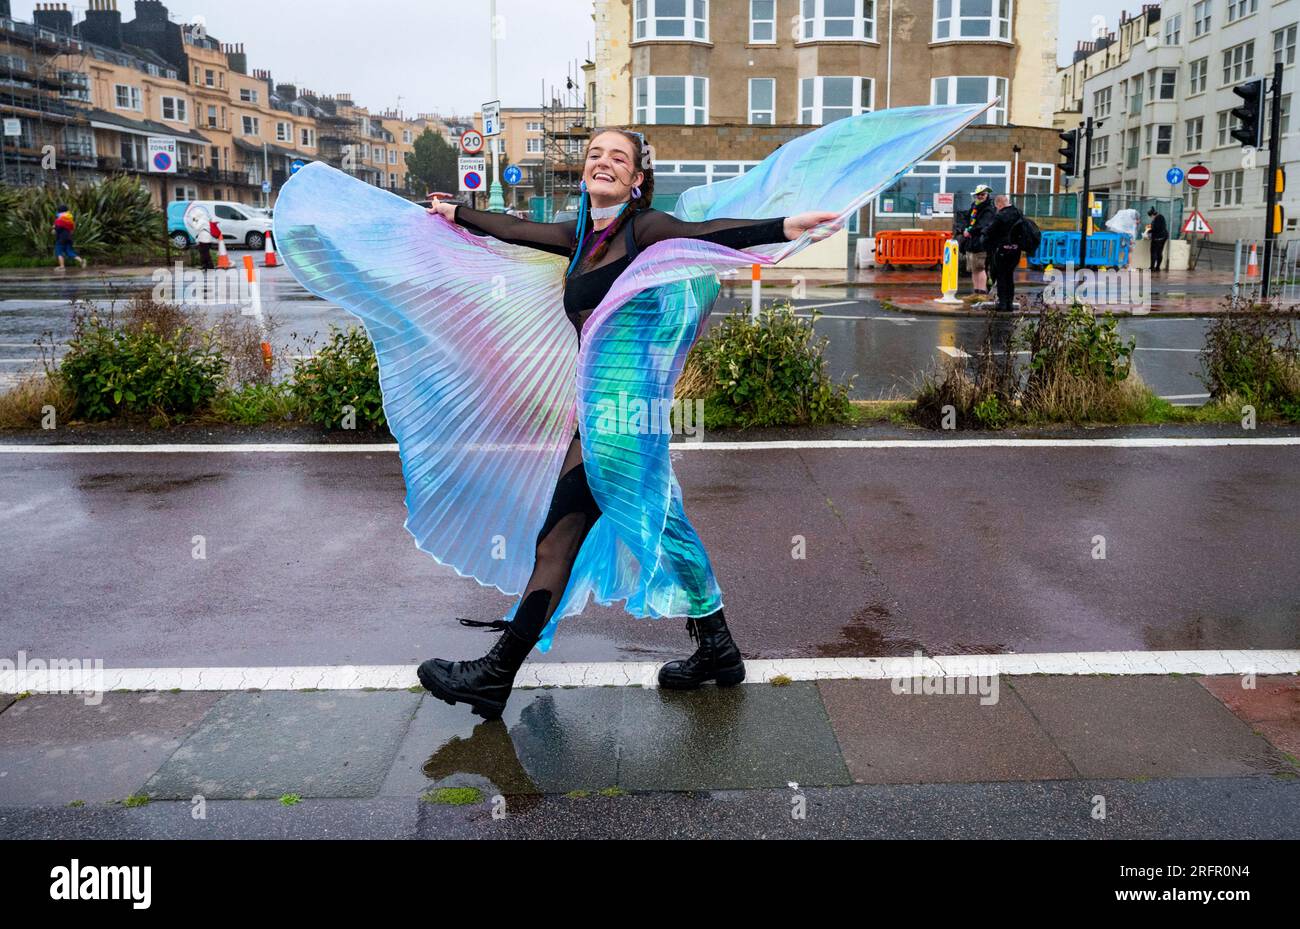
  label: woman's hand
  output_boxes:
[784,211,842,242]
[426,199,458,221]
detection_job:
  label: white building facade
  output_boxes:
[1079,0,1296,242]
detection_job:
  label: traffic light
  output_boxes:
[1231,79,1264,148]
[1058,128,1078,176]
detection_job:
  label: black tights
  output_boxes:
[508,432,603,641]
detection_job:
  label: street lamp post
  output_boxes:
[486,0,505,212]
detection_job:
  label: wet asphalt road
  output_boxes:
[2,443,1296,667]
[0,267,1214,401]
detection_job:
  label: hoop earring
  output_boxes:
[631,185,642,200]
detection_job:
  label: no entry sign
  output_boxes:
[1186,164,1212,189]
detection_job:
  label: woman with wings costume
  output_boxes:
[274,103,989,720]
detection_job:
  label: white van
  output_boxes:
[167,200,274,251]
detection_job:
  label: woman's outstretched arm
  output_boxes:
[633,210,842,250]
[429,201,576,258]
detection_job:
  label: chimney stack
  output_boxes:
[32,2,74,35]
[81,0,124,50]
[224,41,248,74]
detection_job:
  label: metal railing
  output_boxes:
[1231,238,1300,303]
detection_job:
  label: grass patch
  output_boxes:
[120,794,150,808]
[598,786,629,798]
[769,674,793,686]
[421,786,483,806]
[279,794,302,806]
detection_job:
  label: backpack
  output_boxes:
[1010,215,1041,254]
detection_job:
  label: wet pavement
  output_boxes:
[0,675,1296,837]
[0,266,1225,401]
[1,442,1297,666]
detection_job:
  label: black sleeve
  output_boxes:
[632,210,788,251]
[452,205,576,257]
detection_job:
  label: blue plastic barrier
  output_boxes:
[1027,231,1132,269]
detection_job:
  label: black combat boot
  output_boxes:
[657,608,746,690]
[417,589,551,720]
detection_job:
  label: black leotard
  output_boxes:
[452,205,787,340]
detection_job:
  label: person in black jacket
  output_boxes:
[1146,208,1169,271]
[983,195,1025,312]
[953,184,996,294]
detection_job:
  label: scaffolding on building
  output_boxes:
[538,62,589,221]
[0,13,94,188]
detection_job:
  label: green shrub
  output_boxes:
[57,305,226,421]
[679,303,854,429]
[1200,299,1300,416]
[0,176,163,258]
[289,326,386,430]
[212,382,300,425]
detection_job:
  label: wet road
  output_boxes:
[2,442,1296,667]
[0,267,1214,401]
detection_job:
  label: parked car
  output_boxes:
[167,201,274,251]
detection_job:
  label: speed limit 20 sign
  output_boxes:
[460,130,484,155]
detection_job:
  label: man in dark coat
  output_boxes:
[1146,208,1169,271]
[953,184,996,294]
[983,195,1026,312]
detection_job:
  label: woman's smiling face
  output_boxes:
[584,132,644,202]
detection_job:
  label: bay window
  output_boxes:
[800,76,873,124]
[934,0,1011,42]
[931,75,1007,124]
[800,0,876,41]
[634,0,709,41]
[635,76,708,124]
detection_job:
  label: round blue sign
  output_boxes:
[503,165,522,186]
[290,159,306,175]
[1166,167,1185,185]
[152,151,172,171]
[464,171,482,190]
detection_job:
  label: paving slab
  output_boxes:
[143,690,420,800]
[616,682,850,791]
[1008,675,1293,778]
[381,689,624,797]
[818,678,1076,784]
[0,692,221,806]
[1199,674,1300,760]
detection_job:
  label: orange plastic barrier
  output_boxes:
[875,230,949,269]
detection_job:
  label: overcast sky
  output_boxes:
[12,0,1134,111]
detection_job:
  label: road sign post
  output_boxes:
[1262,62,1284,298]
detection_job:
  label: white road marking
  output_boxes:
[4,650,1296,694]
[1160,393,1212,400]
[794,313,919,321]
[3,436,1300,454]
[937,345,970,358]
[791,300,857,310]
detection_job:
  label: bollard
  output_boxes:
[750,264,761,321]
[934,239,962,305]
[243,255,263,321]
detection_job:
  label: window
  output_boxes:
[160,96,187,123]
[215,205,249,221]
[113,84,141,111]
[800,75,872,124]
[933,0,1011,42]
[1192,0,1210,37]
[525,121,543,132]
[750,0,776,42]
[1125,128,1140,168]
[931,75,1007,124]
[1226,0,1257,24]
[1129,79,1143,114]
[1163,13,1181,45]
[1158,69,1177,100]
[389,172,397,187]
[389,149,398,165]
[1222,41,1254,85]
[633,0,709,41]
[204,68,215,87]
[1275,25,1297,67]
[526,137,543,153]
[242,115,260,135]
[634,76,708,124]
[240,88,259,104]
[1146,124,1172,155]
[1281,94,1292,134]
[876,161,1010,215]
[276,121,291,142]
[800,0,876,41]
[1189,58,1207,95]
[1093,86,1111,119]
[653,161,759,201]
[300,128,315,147]
[1024,163,1053,196]
[374,147,385,164]
[173,186,198,201]
[1213,168,1244,207]
[1090,134,1109,168]
[1216,109,1241,146]
[1185,116,1203,151]
[749,77,775,124]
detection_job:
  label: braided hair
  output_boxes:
[568,129,656,273]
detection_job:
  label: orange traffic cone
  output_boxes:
[216,236,232,270]
[263,230,279,268]
[1246,243,1259,277]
